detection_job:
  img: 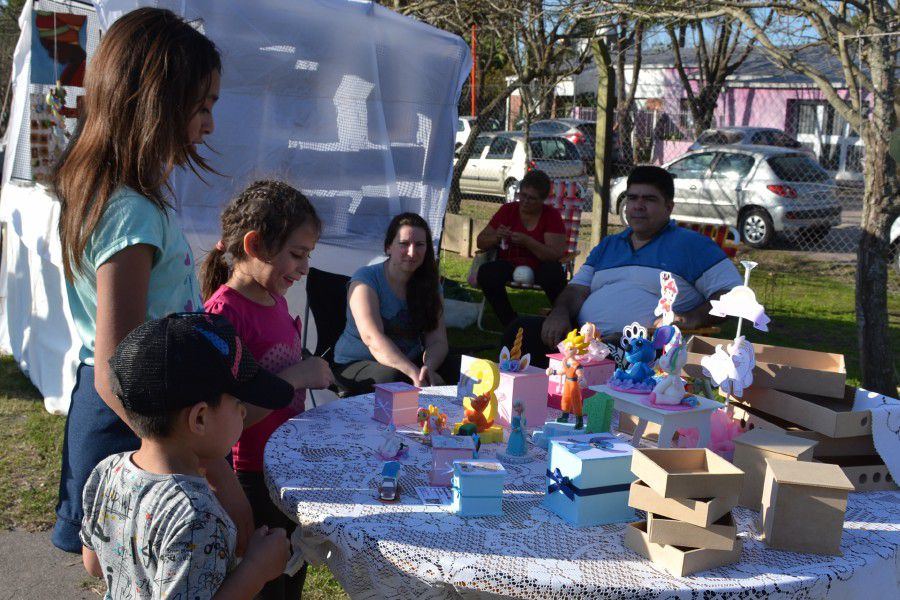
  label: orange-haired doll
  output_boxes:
[546,329,589,429]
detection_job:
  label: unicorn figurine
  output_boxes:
[650,337,689,405]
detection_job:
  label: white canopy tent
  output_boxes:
[0,0,470,413]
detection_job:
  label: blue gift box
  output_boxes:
[543,433,636,527]
[450,488,503,516]
[450,460,506,516]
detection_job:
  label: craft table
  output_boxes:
[592,384,722,448]
[265,386,900,599]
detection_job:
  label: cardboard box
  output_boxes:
[730,402,876,457]
[739,386,870,438]
[628,480,737,528]
[544,433,636,527]
[624,521,742,577]
[815,455,898,492]
[761,458,854,555]
[373,382,420,426]
[631,449,744,499]
[733,429,818,511]
[647,511,737,551]
[429,435,475,487]
[684,336,846,398]
[547,353,615,409]
[494,366,549,429]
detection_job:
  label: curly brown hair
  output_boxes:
[200,180,322,300]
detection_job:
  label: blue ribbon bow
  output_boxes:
[546,469,631,500]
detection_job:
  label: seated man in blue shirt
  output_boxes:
[504,165,743,367]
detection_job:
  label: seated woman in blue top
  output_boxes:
[334,213,459,395]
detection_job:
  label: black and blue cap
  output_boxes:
[110,312,293,414]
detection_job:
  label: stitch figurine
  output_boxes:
[607,323,676,394]
[546,329,589,429]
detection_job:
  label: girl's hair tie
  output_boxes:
[215,240,226,252]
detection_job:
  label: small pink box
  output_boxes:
[546,354,615,410]
[373,382,420,426]
[494,366,549,429]
[430,435,476,486]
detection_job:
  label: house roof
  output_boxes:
[622,44,850,88]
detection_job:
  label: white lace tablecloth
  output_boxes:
[265,386,900,599]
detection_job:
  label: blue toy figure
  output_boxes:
[608,323,677,393]
[506,400,527,457]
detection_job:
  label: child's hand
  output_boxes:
[279,357,335,390]
[244,525,291,583]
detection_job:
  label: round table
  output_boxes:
[265,386,900,599]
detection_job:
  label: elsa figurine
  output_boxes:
[506,400,527,457]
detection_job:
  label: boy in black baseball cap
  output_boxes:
[80,313,293,599]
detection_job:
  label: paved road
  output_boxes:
[0,530,97,599]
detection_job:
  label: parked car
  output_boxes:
[456,115,502,150]
[457,132,587,202]
[609,145,842,248]
[689,127,816,159]
[529,118,601,172]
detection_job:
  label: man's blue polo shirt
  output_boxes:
[570,220,742,336]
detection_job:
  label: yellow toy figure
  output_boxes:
[454,358,504,443]
[417,405,448,435]
[546,329,588,429]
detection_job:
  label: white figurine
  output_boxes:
[650,341,688,405]
[376,424,407,460]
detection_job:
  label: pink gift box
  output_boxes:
[373,382,420,426]
[430,435,476,486]
[546,354,615,410]
[494,366,549,429]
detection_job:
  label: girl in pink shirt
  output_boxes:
[201,180,335,599]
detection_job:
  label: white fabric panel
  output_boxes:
[0,183,81,414]
[94,0,471,273]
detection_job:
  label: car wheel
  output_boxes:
[740,207,774,248]
[504,180,518,204]
[617,194,629,226]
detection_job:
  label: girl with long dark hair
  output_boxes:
[334,213,458,393]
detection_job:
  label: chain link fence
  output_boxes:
[449,58,897,297]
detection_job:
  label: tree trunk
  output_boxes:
[448,84,518,211]
[856,126,898,394]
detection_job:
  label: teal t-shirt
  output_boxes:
[334,261,424,364]
[66,187,203,365]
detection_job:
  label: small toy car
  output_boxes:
[378,461,402,502]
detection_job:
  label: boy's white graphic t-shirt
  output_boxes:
[80,452,236,600]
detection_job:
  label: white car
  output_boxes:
[458,132,588,202]
[456,116,475,150]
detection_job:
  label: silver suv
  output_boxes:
[610,145,842,248]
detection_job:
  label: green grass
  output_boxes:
[440,244,900,386]
[0,355,64,531]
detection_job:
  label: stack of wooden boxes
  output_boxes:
[685,336,894,492]
[624,449,744,576]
